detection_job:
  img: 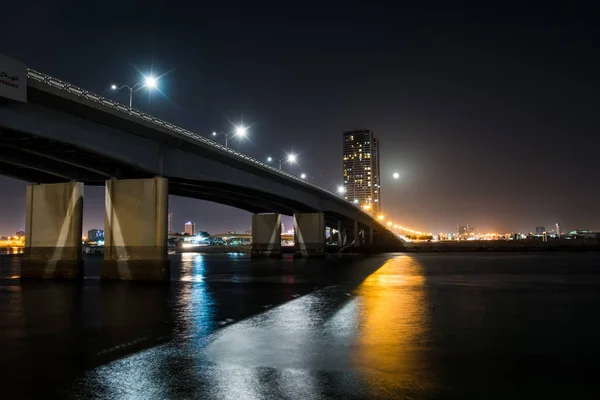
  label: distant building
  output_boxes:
[0,236,8,240]
[565,230,599,240]
[535,226,546,236]
[168,212,173,235]
[88,229,104,242]
[342,129,381,215]
[457,225,475,238]
[184,222,196,236]
[556,222,561,237]
[15,230,25,238]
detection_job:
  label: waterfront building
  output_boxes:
[342,129,381,215]
[184,221,196,236]
[457,225,475,239]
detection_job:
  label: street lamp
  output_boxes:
[393,172,400,179]
[110,75,158,108]
[267,153,297,170]
[300,172,315,181]
[337,186,345,194]
[212,125,247,147]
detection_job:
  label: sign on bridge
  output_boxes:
[0,55,26,103]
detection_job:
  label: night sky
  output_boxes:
[1,1,599,235]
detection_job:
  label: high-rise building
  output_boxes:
[168,212,173,235]
[184,221,196,236]
[342,129,381,215]
[556,222,561,237]
[88,229,104,242]
[535,226,546,236]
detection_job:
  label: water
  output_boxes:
[1,252,600,399]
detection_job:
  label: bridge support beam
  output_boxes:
[369,226,374,245]
[102,177,169,281]
[353,220,359,247]
[251,213,281,258]
[294,212,326,257]
[22,182,84,279]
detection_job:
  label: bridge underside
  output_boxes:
[0,126,363,229]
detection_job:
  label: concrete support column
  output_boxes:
[369,226,374,245]
[102,177,169,281]
[294,212,326,257]
[251,213,282,258]
[22,182,84,279]
[353,220,359,247]
[337,220,343,246]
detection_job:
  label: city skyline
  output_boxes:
[0,2,599,234]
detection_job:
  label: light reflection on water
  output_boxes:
[0,247,23,255]
[6,252,599,398]
[353,255,433,395]
[81,255,433,398]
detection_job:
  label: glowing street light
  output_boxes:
[377,215,384,221]
[267,152,297,170]
[110,74,159,108]
[337,186,345,194]
[212,125,247,147]
[392,172,400,179]
[387,222,393,227]
[300,173,307,179]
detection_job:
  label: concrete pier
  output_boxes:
[102,177,169,280]
[294,212,326,257]
[22,182,84,279]
[251,213,282,257]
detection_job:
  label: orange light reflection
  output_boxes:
[353,255,433,395]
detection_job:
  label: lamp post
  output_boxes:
[212,126,247,147]
[110,75,158,108]
[300,173,315,181]
[267,153,297,170]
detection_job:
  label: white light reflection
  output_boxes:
[74,253,218,397]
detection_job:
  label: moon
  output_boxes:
[392,172,400,179]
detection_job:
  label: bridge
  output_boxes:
[0,55,401,280]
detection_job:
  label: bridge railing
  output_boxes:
[27,69,372,217]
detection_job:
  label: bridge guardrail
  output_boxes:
[27,69,372,218]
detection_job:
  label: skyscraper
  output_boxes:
[342,129,381,215]
[184,221,196,236]
[168,212,173,235]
